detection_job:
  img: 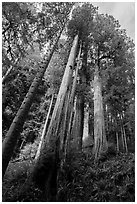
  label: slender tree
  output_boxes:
[35,93,54,160]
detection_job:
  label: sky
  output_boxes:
[91,2,135,41]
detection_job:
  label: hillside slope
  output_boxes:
[2,152,135,202]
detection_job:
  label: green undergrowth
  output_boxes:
[2,152,135,202]
[58,151,135,202]
[2,160,45,202]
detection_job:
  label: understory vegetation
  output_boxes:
[3,152,134,202]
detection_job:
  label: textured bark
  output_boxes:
[2,26,64,178]
[65,98,77,155]
[45,35,79,145]
[71,40,88,151]
[93,66,108,159]
[83,103,94,148]
[35,94,54,160]
[71,95,84,151]
[32,35,79,200]
[63,45,82,156]
[83,103,89,140]
[59,90,71,152]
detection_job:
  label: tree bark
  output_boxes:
[2,26,64,178]
[72,95,84,151]
[32,35,79,201]
[45,35,79,145]
[115,118,119,153]
[93,66,108,159]
[83,103,89,140]
[62,44,82,157]
[71,39,88,151]
[83,103,94,149]
[65,98,77,155]
[59,89,71,153]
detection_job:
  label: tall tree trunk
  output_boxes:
[59,89,71,152]
[35,93,54,160]
[83,103,93,148]
[32,35,79,201]
[71,39,88,152]
[93,66,108,159]
[83,103,89,140]
[62,44,82,157]
[2,26,64,178]
[115,118,119,152]
[65,98,77,155]
[72,95,84,151]
[45,35,79,145]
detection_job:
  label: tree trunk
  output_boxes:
[62,44,82,157]
[72,95,84,151]
[115,118,119,153]
[2,26,64,178]
[45,35,79,145]
[59,89,71,152]
[65,98,76,155]
[83,103,94,149]
[93,66,108,159]
[123,126,128,153]
[121,126,125,151]
[120,114,128,153]
[32,35,79,200]
[35,93,54,160]
[83,103,89,140]
[116,132,119,153]
[71,39,88,151]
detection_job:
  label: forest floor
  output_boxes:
[2,151,135,202]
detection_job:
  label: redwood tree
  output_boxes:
[32,34,79,201]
